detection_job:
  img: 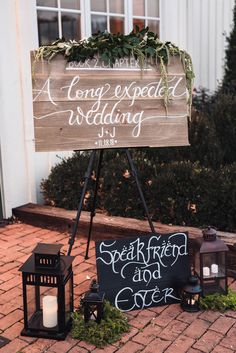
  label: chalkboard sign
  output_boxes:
[96,232,190,311]
[31,55,189,152]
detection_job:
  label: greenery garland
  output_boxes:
[34,27,194,114]
[71,300,130,348]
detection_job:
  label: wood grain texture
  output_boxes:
[31,54,189,151]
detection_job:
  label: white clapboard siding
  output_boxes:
[161,0,235,91]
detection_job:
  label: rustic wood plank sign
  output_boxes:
[96,232,190,311]
[31,54,189,151]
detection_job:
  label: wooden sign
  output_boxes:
[96,232,190,311]
[32,55,189,151]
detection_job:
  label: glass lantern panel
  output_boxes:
[26,285,58,331]
[203,278,227,296]
[194,250,200,275]
[201,252,226,278]
[65,276,73,325]
[26,285,37,325]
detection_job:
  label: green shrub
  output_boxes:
[200,289,236,311]
[211,93,236,164]
[41,151,236,232]
[41,151,96,210]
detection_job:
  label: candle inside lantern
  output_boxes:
[203,267,210,277]
[42,295,58,328]
[211,264,218,274]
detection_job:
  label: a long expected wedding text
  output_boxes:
[31,56,189,151]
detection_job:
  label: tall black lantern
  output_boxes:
[181,276,202,312]
[81,279,105,323]
[19,243,74,340]
[194,227,229,296]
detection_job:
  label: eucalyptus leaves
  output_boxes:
[34,27,194,113]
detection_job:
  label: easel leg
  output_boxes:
[67,149,156,257]
[85,149,104,259]
[67,150,97,256]
[125,149,156,233]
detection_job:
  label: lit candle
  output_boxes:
[191,299,195,305]
[42,295,58,328]
[211,264,218,274]
[203,267,210,276]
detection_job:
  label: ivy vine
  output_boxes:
[34,27,195,113]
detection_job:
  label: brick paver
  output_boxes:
[193,330,223,352]
[165,335,195,353]
[209,315,235,334]
[132,323,162,345]
[220,324,236,351]
[184,318,210,339]
[211,345,234,353]
[115,340,143,353]
[141,337,171,353]
[0,223,236,353]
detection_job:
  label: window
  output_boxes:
[37,0,81,45]
[36,0,160,45]
[132,0,160,35]
[90,0,125,34]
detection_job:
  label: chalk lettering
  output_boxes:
[96,232,189,311]
[115,286,180,311]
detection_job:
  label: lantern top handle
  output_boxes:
[202,226,217,241]
[90,279,99,292]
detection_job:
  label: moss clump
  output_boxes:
[200,289,236,311]
[71,301,130,348]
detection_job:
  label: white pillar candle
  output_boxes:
[203,267,210,276]
[211,264,219,274]
[42,295,58,328]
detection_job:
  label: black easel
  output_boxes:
[67,149,156,258]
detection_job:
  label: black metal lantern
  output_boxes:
[81,279,105,323]
[181,276,202,312]
[19,243,74,340]
[194,227,229,296]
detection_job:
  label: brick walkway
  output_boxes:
[0,223,236,353]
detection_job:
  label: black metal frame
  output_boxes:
[67,148,156,258]
[199,251,228,296]
[20,254,74,340]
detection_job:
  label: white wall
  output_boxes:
[161,0,235,92]
[0,0,72,216]
[0,0,37,217]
